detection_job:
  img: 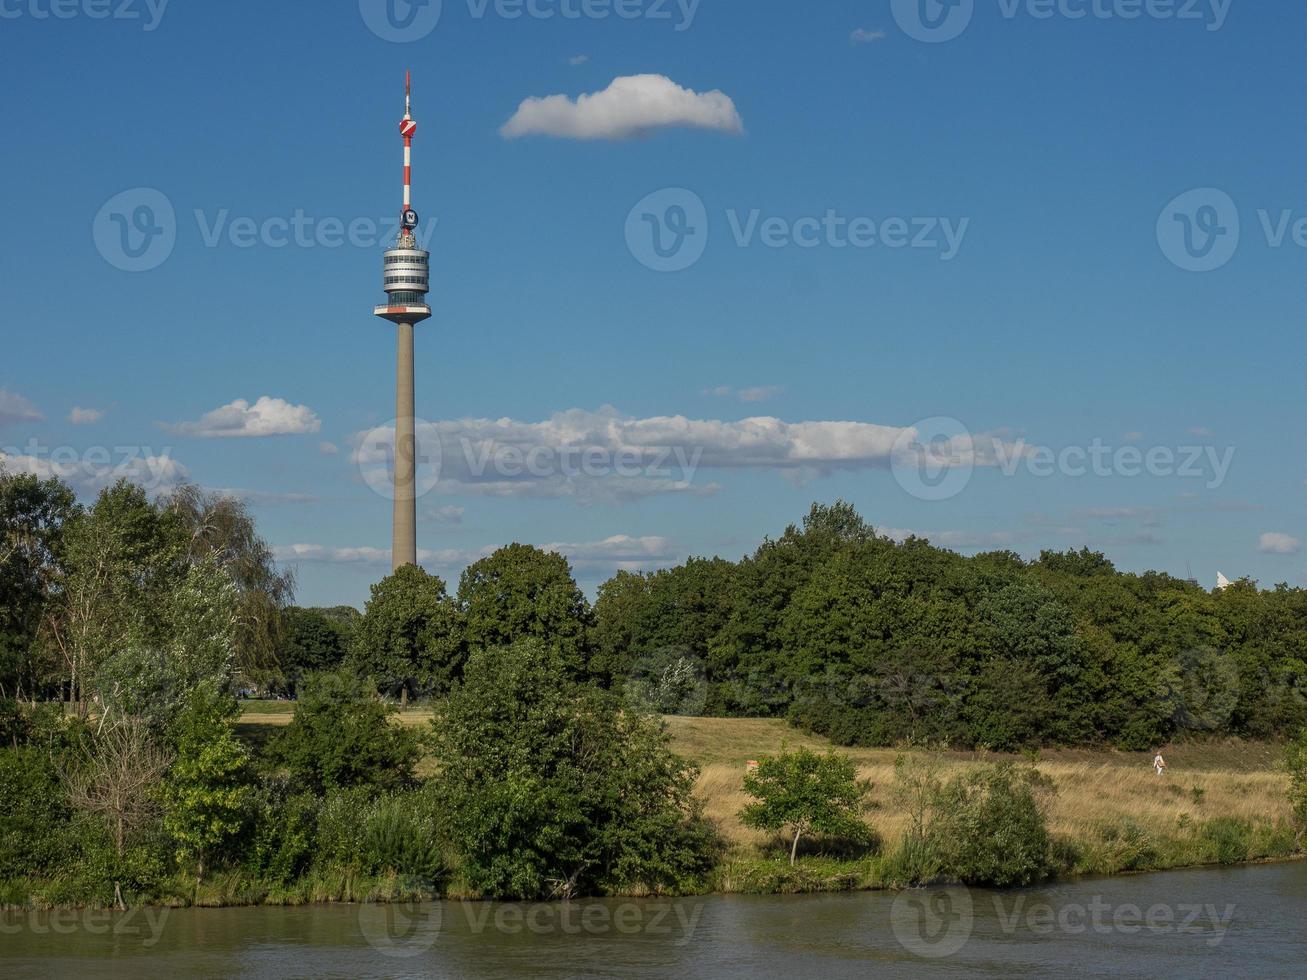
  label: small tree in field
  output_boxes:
[740,747,871,865]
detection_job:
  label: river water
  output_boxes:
[3,863,1304,978]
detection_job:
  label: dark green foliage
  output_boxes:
[431,640,721,899]
[458,544,590,673]
[929,764,1056,887]
[276,606,355,694]
[0,471,78,699]
[0,746,71,878]
[593,500,1307,749]
[243,786,319,885]
[266,670,419,794]
[1288,728,1307,834]
[352,565,464,700]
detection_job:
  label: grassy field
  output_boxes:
[239,702,1296,875]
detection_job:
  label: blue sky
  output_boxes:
[1,0,1304,606]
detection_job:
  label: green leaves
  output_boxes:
[352,564,464,700]
[431,639,720,898]
[265,669,420,795]
[740,747,872,864]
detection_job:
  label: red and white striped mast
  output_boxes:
[400,70,417,245]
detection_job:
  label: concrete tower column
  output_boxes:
[392,320,417,569]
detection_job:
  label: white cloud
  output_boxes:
[68,407,105,425]
[275,535,677,576]
[0,450,188,496]
[542,534,678,572]
[568,54,589,66]
[0,390,42,428]
[165,397,321,438]
[426,505,465,524]
[850,28,887,44]
[705,385,783,404]
[1258,532,1301,556]
[500,74,744,141]
[1189,426,1216,438]
[349,407,1016,503]
[319,441,340,456]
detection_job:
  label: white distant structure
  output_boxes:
[1216,572,1233,590]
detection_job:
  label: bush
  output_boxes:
[928,763,1055,887]
[0,747,73,879]
[1202,818,1252,866]
[1287,728,1307,836]
[431,639,721,899]
[244,786,319,885]
[315,787,447,886]
[265,670,420,794]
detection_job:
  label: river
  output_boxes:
[3,863,1304,978]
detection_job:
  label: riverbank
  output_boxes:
[4,713,1298,910]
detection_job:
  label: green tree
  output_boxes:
[277,606,355,694]
[740,747,871,865]
[431,639,719,898]
[163,485,295,686]
[353,565,463,702]
[161,693,252,884]
[458,544,590,672]
[0,469,78,699]
[46,481,185,714]
[267,669,419,794]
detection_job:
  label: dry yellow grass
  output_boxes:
[238,706,1293,858]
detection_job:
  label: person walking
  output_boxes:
[1153,751,1167,776]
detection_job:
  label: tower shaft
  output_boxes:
[392,321,417,570]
